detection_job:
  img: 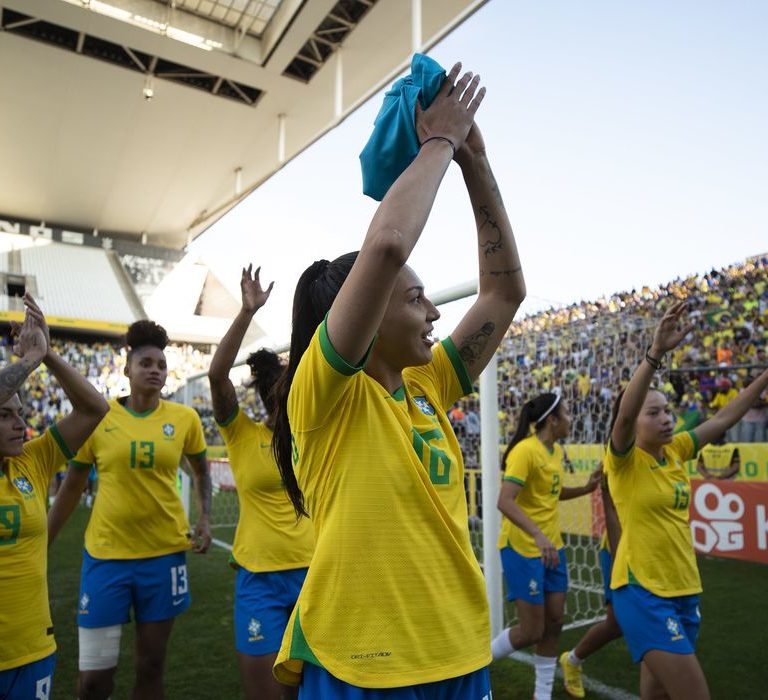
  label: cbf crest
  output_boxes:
[666,617,683,641]
[247,617,264,642]
[412,396,436,416]
[13,476,34,495]
[162,423,175,438]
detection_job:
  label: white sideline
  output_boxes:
[211,537,233,551]
[509,651,640,700]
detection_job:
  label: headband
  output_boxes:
[535,394,561,424]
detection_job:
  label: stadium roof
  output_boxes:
[0,0,488,250]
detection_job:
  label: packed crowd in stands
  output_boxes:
[4,256,766,454]
[0,336,211,438]
[450,255,768,465]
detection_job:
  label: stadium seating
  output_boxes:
[21,243,136,322]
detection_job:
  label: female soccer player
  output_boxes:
[491,393,602,700]
[48,320,211,700]
[272,63,524,698]
[605,301,768,700]
[559,466,623,698]
[207,265,313,700]
[1,294,108,700]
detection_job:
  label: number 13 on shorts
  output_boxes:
[171,564,188,596]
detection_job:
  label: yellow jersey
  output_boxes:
[699,444,739,478]
[497,436,565,557]
[605,431,701,597]
[217,408,314,572]
[274,321,490,688]
[72,398,206,559]
[0,428,73,671]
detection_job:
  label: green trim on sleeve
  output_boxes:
[216,405,240,428]
[185,449,208,459]
[608,438,634,458]
[688,430,700,459]
[503,476,525,486]
[319,318,373,376]
[441,337,473,396]
[289,607,323,667]
[69,460,92,470]
[49,424,75,460]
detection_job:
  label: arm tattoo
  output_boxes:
[478,205,503,256]
[0,361,32,403]
[458,322,496,364]
[480,266,523,278]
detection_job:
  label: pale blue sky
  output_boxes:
[191,0,768,346]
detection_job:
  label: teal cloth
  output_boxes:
[359,54,446,201]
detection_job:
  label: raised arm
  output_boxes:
[22,293,109,452]
[1,311,47,404]
[449,125,526,382]
[327,63,485,364]
[611,302,693,453]
[693,369,768,449]
[208,265,273,423]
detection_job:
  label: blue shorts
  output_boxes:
[612,584,701,663]
[78,549,190,628]
[599,548,613,604]
[299,663,492,699]
[500,546,568,604]
[0,653,55,700]
[234,567,308,656]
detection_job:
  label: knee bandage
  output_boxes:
[78,625,122,670]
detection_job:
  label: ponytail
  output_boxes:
[272,252,359,518]
[502,392,561,467]
[246,349,283,416]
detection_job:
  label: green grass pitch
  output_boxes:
[48,505,765,699]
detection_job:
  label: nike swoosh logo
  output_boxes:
[172,598,185,606]
[105,427,118,432]
[259,443,271,449]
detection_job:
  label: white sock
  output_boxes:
[533,654,557,700]
[567,649,583,666]
[490,628,515,659]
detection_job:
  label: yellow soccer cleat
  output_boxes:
[559,651,585,698]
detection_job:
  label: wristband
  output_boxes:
[645,347,663,371]
[420,135,456,158]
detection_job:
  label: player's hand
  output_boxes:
[586,465,604,492]
[651,301,694,356]
[415,62,486,153]
[192,518,212,554]
[241,264,274,315]
[21,292,51,349]
[10,311,47,365]
[534,533,560,569]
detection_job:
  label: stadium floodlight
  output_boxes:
[143,75,155,101]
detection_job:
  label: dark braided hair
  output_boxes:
[272,252,359,518]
